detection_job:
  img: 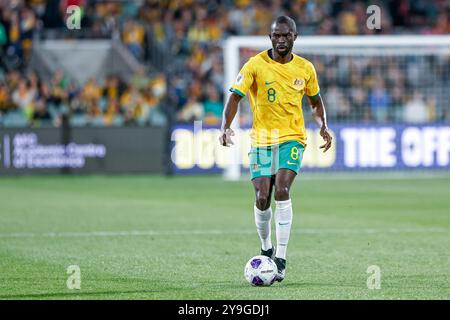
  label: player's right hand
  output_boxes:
[219,128,235,147]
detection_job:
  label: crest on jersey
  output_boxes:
[294,78,304,86]
[236,73,244,85]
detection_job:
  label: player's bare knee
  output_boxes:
[274,186,290,201]
[256,198,269,210]
[255,191,270,210]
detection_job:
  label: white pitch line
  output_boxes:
[297,172,450,181]
[0,228,447,239]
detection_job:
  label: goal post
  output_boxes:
[222,35,450,181]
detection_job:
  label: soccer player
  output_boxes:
[219,16,332,282]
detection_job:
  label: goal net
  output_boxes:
[222,35,450,180]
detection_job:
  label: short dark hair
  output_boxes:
[271,16,297,34]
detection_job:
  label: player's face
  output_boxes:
[270,23,297,57]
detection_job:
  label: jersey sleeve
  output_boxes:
[229,59,255,97]
[305,62,320,97]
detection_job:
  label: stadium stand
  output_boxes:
[0,0,448,128]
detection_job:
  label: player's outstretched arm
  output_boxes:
[308,95,332,152]
[219,92,242,147]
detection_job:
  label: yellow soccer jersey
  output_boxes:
[230,50,320,147]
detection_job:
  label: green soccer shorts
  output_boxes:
[248,140,306,180]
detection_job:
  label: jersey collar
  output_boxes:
[266,49,296,65]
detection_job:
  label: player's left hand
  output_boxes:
[319,126,332,153]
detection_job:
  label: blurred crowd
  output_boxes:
[0,67,167,127]
[0,0,448,127]
[310,55,450,124]
[143,0,450,125]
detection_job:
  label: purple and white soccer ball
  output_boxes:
[244,255,278,286]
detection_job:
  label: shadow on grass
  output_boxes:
[0,289,160,299]
[281,282,363,289]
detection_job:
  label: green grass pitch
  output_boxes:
[0,173,449,300]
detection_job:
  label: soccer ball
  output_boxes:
[244,255,278,286]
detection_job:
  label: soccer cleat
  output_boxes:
[260,246,275,259]
[274,257,286,282]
